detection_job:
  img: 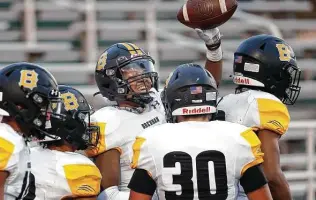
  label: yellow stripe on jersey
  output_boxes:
[257,98,290,135]
[240,128,264,175]
[131,137,146,169]
[128,43,144,55]
[63,164,101,198]
[120,43,137,55]
[85,122,106,157]
[0,137,14,171]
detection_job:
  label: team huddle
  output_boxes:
[0,26,301,200]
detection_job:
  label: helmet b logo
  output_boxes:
[96,51,108,71]
[276,44,292,62]
[19,70,39,90]
[61,92,79,111]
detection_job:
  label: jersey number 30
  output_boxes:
[163,150,228,199]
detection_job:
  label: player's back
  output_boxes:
[31,146,101,200]
[132,121,263,200]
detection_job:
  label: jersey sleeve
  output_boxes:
[85,108,122,157]
[59,154,102,198]
[235,128,264,179]
[130,136,157,179]
[246,97,290,135]
[0,128,26,181]
[0,136,15,171]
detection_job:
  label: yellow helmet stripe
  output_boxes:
[119,43,137,55]
[128,43,143,55]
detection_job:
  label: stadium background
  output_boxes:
[1,0,315,199]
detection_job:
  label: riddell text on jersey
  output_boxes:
[182,106,211,115]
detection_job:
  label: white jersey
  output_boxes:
[217,90,290,136]
[31,147,101,200]
[217,90,290,199]
[0,123,35,200]
[131,121,264,200]
[85,89,166,190]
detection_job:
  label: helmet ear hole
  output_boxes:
[259,43,266,51]
[174,71,180,80]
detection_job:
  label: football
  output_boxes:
[177,0,238,29]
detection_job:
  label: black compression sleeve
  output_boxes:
[128,169,157,196]
[240,164,267,193]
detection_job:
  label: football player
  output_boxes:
[31,85,101,200]
[0,62,64,199]
[217,35,301,200]
[85,43,166,199]
[128,63,272,200]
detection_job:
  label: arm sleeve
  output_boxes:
[128,169,157,196]
[235,128,264,178]
[130,136,157,179]
[240,164,267,193]
[246,98,290,136]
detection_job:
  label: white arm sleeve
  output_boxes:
[97,186,130,200]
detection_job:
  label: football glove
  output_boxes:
[195,28,223,62]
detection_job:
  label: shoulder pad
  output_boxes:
[56,152,101,197]
[85,107,123,157]
[91,107,121,133]
[129,124,172,179]
[248,91,290,135]
[212,121,249,137]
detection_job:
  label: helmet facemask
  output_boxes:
[107,57,158,106]
[282,63,301,105]
[79,108,100,150]
[5,89,66,139]
[45,103,100,151]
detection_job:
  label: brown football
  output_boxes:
[177,0,238,29]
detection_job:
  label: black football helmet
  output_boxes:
[0,62,63,138]
[163,63,218,123]
[233,34,301,105]
[95,43,158,107]
[46,85,100,150]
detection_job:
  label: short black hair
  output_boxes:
[40,139,64,149]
